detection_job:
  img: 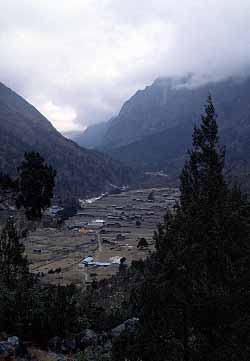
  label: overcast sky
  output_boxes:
[1,0,250,133]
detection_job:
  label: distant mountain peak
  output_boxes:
[71,75,250,191]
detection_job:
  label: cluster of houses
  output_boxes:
[74,189,180,275]
[44,205,64,217]
[87,219,105,228]
[79,255,127,268]
[33,247,48,254]
[67,218,105,232]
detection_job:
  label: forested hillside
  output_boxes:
[69,120,112,148]
[75,76,250,186]
[0,82,133,200]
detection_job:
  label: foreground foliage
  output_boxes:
[0,219,80,342]
[0,155,79,344]
[2,98,250,360]
[16,151,56,220]
[114,97,250,360]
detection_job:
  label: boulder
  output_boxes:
[48,336,62,353]
[124,317,139,335]
[111,318,139,339]
[110,323,126,338]
[77,329,97,350]
[0,341,14,359]
[7,336,19,347]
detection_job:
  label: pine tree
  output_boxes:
[0,219,79,338]
[118,97,250,361]
[16,152,56,220]
[0,218,29,288]
[0,218,33,332]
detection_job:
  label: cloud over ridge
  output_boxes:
[1,0,250,131]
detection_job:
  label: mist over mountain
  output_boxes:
[72,75,250,186]
[69,120,112,149]
[0,82,133,200]
[103,76,250,147]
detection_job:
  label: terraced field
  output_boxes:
[24,187,179,285]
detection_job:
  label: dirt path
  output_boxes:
[82,271,89,283]
[97,231,102,253]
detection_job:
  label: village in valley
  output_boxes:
[24,187,179,285]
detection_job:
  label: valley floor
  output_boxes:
[24,187,179,285]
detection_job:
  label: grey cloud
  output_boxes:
[1,0,250,132]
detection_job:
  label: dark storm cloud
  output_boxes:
[1,0,250,132]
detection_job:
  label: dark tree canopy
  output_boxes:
[0,156,81,342]
[0,219,79,339]
[0,219,34,333]
[114,96,250,361]
[16,152,56,220]
[0,172,16,190]
[148,191,155,201]
[135,220,141,227]
[0,218,29,288]
[137,237,149,249]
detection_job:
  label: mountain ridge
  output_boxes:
[0,82,134,201]
[72,76,250,182]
